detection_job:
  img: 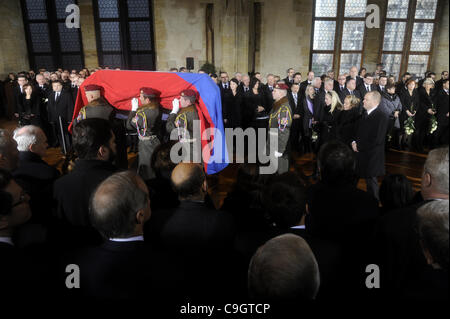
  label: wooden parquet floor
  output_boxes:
[1,119,426,209]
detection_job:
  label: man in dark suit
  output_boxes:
[13,74,28,119]
[377,75,388,94]
[218,71,231,96]
[53,119,118,248]
[64,170,167,300]
[12,126,59,223]
[326,70,339,92]
[346,66,364,88]
[283,68,295,87]
[69,73,79,103]
[433,79,449,146]
[262,74,276,110]
[396,72,411,96]
[434,71,448,92]
[337,74,348,103]
[288,83,302,152]
[374,147,449,298]
[160,163,235,299]
[300,71,315,98]
[0,169,34,297]
[47,80,73,151]
[405,200,449,300]
[352,91,389,200]
[306,141,379,298]
[358,73,376,98]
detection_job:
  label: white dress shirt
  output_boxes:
[109,235,144,242]
[0,237,14,246]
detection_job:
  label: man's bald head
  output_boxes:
[90,171,150,239]
[171,163,206,200]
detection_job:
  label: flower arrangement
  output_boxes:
[429,103,438,134]
[404,104,415,136]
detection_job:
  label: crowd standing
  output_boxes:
[0,64,448,305]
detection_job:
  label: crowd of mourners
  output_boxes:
[0,64,448,306]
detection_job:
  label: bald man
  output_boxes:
[161,162,235,298]
[352,91,389,200]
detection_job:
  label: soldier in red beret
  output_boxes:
[166,89,201,163]
[126,87,162,179]
[267,83,293,174]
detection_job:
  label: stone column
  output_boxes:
[79,0,98,69]
[0,0,29,76]
[214,0,252,74]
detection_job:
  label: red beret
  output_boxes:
[84,84,102,91]
[180,89,198,100]
[140,87,161,97]
[274,83,289,90]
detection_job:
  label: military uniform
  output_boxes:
[75,96,115,123]
[166,105,201,163]
[75,94,128,169]
[267,95,292,174]
[127,102,161,180]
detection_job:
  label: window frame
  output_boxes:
[379,0,441,79]
[92,0,156,70]
[20,0,85,71]
[310,0,368,75]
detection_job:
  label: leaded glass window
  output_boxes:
[21,0,84,70]
[380,0,438,80]
[93,0,155,70]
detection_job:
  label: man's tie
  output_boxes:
[245,87,249,92]
[55,92,59,101]
[269,86,273,92]
[366,85,370,92]
[349,90,353,95]
[340,86,344,91]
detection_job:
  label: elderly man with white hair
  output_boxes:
[375,146,449,299]
[13,125,59,221]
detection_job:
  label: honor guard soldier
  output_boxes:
[75,84,128,169]
[166,89,201,163]
[126,87,162,180]
[268,83,292,174]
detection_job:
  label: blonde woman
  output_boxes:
[317,90,342,147]
[335,94,361,146]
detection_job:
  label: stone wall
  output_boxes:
[431,0,449,73]
[0,0,29,78]
[153,0,207,71]
[0,0,448,78]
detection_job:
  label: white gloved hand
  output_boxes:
[171,98,180,114]
[274,151,283,158]
[131,98,139,111]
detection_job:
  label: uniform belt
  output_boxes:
[139,135,158,141]
[180,138,197,143]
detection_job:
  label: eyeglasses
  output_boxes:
[12,191,28,207]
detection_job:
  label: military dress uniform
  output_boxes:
[267,94,292,174]
[127,102,161,180]
[166,98,201,163]
[75,85,128,169]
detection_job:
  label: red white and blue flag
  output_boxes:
[71,70,229,174]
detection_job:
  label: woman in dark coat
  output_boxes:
[381,83,403,149]
[222,78,242,129]
[17,83,40,127]
[399,79,420,150]
[317,90,342,148]
[414,79,435,153]
[299,84,315,154]
[336,94,361,146]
